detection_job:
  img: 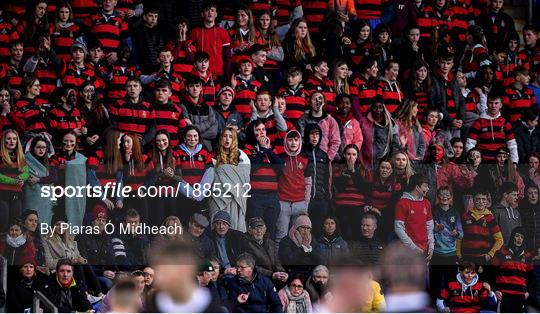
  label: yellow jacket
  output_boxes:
[361,280,386,313]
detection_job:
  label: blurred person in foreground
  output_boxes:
[382,242,433,312]
[104,279,141,313]
[314,258,372,312]
[145,240,224,312]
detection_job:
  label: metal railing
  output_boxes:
[0,255,5,313]
[33,291,58,313]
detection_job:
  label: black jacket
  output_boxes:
[131,22,168,74]
[303,123,331,200]
[6,273,47,312]
[519,199,540,250]
[515,122,540,163]
[187,233,216,260]
[349,236,385,266]
[43,276,91,313]
[431,73,466,128]
[278,236,323,275]
[76,232,117,273]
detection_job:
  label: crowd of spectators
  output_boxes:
[0,0,540,312]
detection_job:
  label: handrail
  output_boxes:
[33,291,58,313]
[0,255,6,313]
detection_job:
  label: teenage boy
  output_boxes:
[109,77,155,145]
[297,92,341,161]
[275,130,312,243]
[190,1,231,81]
[304,57,336,112]
[250,44,274,93]
[62,41,100,92]
[141,46,185,104]
[457,188,504,265]
[214,86,244,141]
[277,66,308,125]
[105,44,141,101]
[191,51,220,107]
[0,41,25,99]
[466,92,518,163]
[519,24,539,68]
[502,67,537,123]
[492,227,534,313]
[394,174,435,259]
[432,52,465,137]
[179,76,218,150]
[153,79,188,148]
[515,108,540,161]
[232,57,262,121]
[436,262,497,313]
[244,119,284,238]
[478,0,516,51]
[250,91,288,144]
[491,182,522,244]
[303,123,331,238]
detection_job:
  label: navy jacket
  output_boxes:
[227,272,282,313]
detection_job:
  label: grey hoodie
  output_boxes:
[492,202,522,244]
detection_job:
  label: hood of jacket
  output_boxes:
[284,130,302,157]
[303,123,323,149]
[178,143,203,168]
[400,191,424,201]
[456,272,479,298]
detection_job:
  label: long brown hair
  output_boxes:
[285,18,316,63]
[255,10,280,48]
[104,129,123,174]
[120,133,145,171]
[331,59,350,94]
[232,6,257,45]
[151,130,176,172]
[215,127,240,167]
[1,129,25,169]
[53,1,74,32]
[394,99,421,130]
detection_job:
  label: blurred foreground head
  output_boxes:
[150,239,198,296]
[109,279,141,313]
[382,241,426,292]
[321,258,371,312]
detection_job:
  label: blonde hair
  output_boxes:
[392,151,415,183]
[215,127,240,167]
[1,129,25,169]
[162,216,183,239]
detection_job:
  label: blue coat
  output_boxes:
[227,272,282,313]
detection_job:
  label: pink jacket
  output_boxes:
[333,112,363,153]
[299,112,341,161]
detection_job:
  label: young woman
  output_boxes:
[480,148,525,204]
[23,135,56,225]
[366,159,400,234]
[403,61,434,116]
[376,60,403,114]
[527,152,540,188]
[0,129,28,232]
[145,130,181,226]
[208,127,250,232]
[347,21,373,70]
[78,81,110,154]
[283,18,317,70]
[315,216,350,264]
[255,10,284,74]
[175,126,214,224]
[278,274,313,313]
[14,77,47,138]
[49,132,87,227]
[50,2,81,63]
[0,219,37,265]
[393,99,426,162]
[332,144,368,240]
[20,210,46,269]
[421,107,442,146]
[359,99,400,169]
[17,1,49,57]
[0,88,26,133]
[391,151,415,190]
[450,138,465,163]
[372,24,393,72]
[330,60,352,94]
[229,6,258,64]
[116,133,149,221]
[350,57,379,117]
